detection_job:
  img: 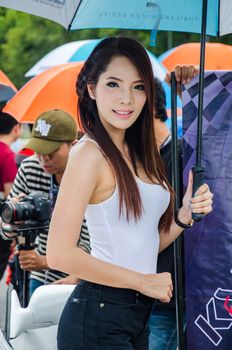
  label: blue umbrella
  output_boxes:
[69,40,101,62]
[0,1,230,37]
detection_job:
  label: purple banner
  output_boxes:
[182,71,232,350]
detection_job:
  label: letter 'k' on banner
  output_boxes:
[182,71,232,349]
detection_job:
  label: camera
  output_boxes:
[1,191,52,225]
[0,192,53,308]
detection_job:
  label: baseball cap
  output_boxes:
[26,109,77,155]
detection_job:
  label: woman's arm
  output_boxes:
[159,171,213,252]
[47,142,173,301]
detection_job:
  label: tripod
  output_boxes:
[14,221,49,307]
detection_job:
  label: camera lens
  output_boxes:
[1,202,34,224]
[1,192,51,225]
[1,202,15,224]
[14,202,34,222]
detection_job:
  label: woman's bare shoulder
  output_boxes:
[61,138,106,197]
[70,137,105,165]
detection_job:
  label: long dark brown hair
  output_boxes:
[76,37,174,232]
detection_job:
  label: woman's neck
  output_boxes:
[108,130,126,153]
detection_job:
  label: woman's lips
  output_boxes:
[113,109,133,119]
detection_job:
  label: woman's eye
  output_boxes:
[107,81,119,88]
[134,84,145,91]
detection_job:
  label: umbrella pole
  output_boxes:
[171,72,185,350]
[68,0,83,31]
[172,3,208,348]
[192,0,208,222]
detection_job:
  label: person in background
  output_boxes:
[0,111,22,199]
[47,37,212,350]
[15,148,34,168]
[0,111,22,280]
[149,65,198,350]
[1,109,90,300]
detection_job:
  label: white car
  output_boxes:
[0,284,75,350]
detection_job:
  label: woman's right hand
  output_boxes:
[138,272,173,302]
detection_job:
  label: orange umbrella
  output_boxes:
[160,42,232,71]
[0,70,17,102]
[3,62,83,123]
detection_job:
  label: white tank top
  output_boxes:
[80,139,170,274]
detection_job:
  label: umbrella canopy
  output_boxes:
[159,42,232,71]
[25,39,167,81]
[0,0,232,37]
[3,62,83,123]
[25,39,101,77]
[0,70,17,102]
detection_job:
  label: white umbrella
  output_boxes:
[25,39,167,81]
[25,39,101,77]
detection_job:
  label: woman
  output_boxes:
[47,37,213,350]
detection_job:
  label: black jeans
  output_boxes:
[57,280,154,350]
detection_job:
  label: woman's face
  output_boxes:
[88,56,147,134]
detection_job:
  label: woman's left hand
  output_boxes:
[178,171,213,225]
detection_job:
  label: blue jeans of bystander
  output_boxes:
[149,309,177,350]
[29,278,43,297]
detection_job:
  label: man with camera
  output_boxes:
[1,109,90,298]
